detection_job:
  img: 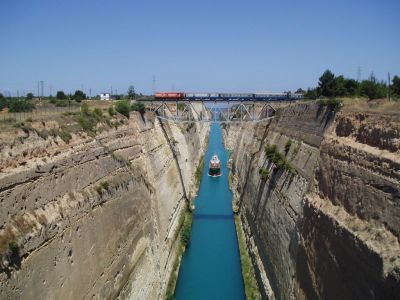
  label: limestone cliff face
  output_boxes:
[0,111,209,300]
[223,103,400,300]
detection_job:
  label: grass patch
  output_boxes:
[59,130,72,144]
[165,208,193,300]
[77,104,112,132]
[195,155,204,188]
[235,216,262,300]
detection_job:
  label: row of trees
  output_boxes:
[303,70,400,100]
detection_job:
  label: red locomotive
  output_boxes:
[154,92,185,99]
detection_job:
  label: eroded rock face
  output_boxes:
[0,112,209,300]
[224,104,400,300]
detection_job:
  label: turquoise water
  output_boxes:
[175,123,245,300]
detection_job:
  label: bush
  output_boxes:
[258,168,269,181]
[100,181,109,190]
[264,144,296,174]
[317,98,343,110]
[264,144,277,159]
[285,139,292,154]
[108,106,116,116]
[55,100,68,107]
[115,100,130,118]
[131,102,145,114]
[92,108,103,120]
[78,115,96,131]
[59,131,72,144]
[8,100,35,112]
[9,241,19,253]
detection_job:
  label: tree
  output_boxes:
[127,85,135,100]
[344,79,359,97]
[0,93,7,110]
[115,100,130,118]
[26,92,34,100]
[73,90,86,102]
[360,79,386,100]
[8,100,35,112]
[318,69,337,97]
[333,75,347,97]
[304,88,318,99]
[392,75,400,96]
[295,88,305,94]
[56,91,67,100]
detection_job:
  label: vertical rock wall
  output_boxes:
[223,103,400,300]
[0,111,209,300]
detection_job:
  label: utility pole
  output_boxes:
[388,72,391,101]
[37,81,40,99]
[40,80,44,98]
[89,88,92,99]
[357,65,361,82]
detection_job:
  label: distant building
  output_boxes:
[100,93,111,100]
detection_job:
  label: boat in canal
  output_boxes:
[209,154,221,177]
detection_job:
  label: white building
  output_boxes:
[100,93,111,100]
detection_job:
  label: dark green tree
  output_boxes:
[73,90,87,102]
[392,75,400,96]
[360,79,386,100]
[304,88,318,99]
[334,75,347,97]
[295,88,305,94]
[0,93,7,110]
[318,69,337,97]
[344,79,359,97]
[26,92,34,100]
[127,85,135,100]
[56,91,67,100]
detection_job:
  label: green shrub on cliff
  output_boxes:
[285,139,292,154]
[264,144,296,174]
[115,100,130,118]
[258,168,269,181]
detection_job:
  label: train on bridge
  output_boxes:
[154,92,302,101]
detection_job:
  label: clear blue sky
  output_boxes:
[0,0,399,96]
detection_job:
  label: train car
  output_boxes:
[186,93,210,99]
[154,92,185,99]
[219,93,254,99]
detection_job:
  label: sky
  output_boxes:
[0,0,399,96]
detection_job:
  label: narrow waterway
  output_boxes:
[175,123,245,299]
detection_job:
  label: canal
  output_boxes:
[175,123,245,299]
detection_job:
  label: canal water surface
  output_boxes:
[175,123,245,299]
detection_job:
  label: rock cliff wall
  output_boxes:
[223,103,400,300]
[0,111,209,300]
